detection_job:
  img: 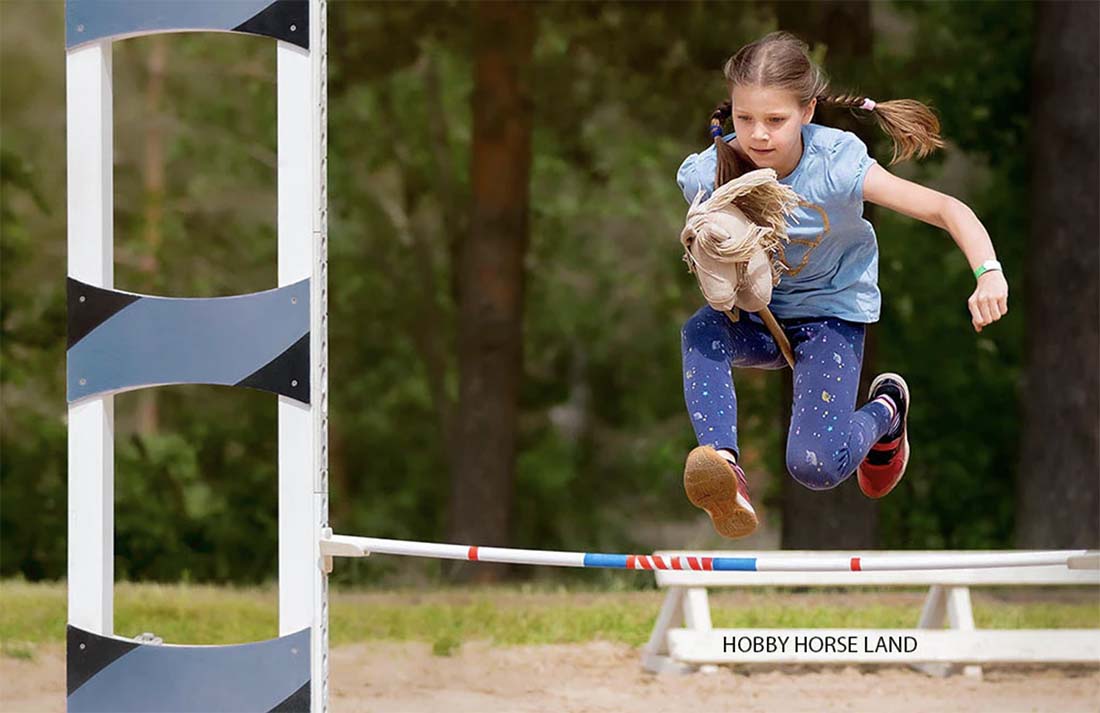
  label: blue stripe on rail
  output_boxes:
[579,553,759,571]
[582,553,629,569]
[712,557,758,571]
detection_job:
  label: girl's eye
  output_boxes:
[769,117,784,124]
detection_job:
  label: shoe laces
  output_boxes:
[730,461,750,496]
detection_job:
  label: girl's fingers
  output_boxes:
[968,297,984,331]
[979,301,994,326]
[969,282,1010,332]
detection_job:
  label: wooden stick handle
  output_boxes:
[757,307,795,369]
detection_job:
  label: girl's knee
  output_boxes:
[785,445,849,490]
[681,308,726,356]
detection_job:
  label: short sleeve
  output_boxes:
[828,131,877,204]
[676,142,719,204]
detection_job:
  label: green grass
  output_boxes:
[2,580,1097,659]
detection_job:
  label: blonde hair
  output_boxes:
[709,31,944,185]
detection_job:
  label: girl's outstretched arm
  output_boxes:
[863,164,1009,333]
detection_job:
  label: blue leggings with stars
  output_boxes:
[681,305,895,491]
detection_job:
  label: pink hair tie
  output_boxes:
[860,98,877,111]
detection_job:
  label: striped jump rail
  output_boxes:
[320,533,1098,572]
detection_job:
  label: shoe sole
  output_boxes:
[859,373,910,499]
[684,446,758,538]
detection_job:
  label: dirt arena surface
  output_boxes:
[4,640,1098,713]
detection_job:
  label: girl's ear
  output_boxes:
[802,98,816,124]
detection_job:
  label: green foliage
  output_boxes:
[323,2,781,562]
[869,1,1034,548]
[1,1,1048,584]
[1,141,68,581]
[431,632,462,657]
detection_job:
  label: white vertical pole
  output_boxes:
[278,0,328,709]
[67,41,115,636]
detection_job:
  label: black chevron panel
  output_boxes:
[233,0,309,49]
[66,0,309,50]
[269,682,311,712]
[66,626,311,712]
[67,278,141,349]
[236,332,310,403]
[67,279,310,404]
[67,625,140,696]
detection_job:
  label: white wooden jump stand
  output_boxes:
[66,1,329,710]
[642,549,1100,678]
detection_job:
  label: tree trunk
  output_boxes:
[775,1,880,549]
[1017,0,1099,548]
[447,2,536,580]
[136,36,167,437]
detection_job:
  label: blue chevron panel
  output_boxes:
[66,0,309,50]
[67,279,310,404]
[67,625,310,712]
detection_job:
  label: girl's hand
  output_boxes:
[968,271,1009,332]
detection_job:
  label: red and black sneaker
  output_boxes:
[857,373,910,499]
[684,446,758,538]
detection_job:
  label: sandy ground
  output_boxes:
[3,640,1098,713]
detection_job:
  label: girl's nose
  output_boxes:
[752,124,769,141]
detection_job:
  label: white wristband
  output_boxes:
[974,259,1002,280]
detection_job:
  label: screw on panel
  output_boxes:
[77,24,84,32]
[79,378,86,386]
[291,380,298,387]
[291,297,297,304]
[290,24,297,31]
[79,295,86,303]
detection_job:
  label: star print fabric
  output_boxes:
[681,305,894,490]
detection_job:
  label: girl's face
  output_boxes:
[730,84,815,178]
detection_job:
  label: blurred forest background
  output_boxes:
[2,1,1097,585]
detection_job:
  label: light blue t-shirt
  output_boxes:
[676,122,880,323]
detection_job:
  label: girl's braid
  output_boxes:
[816,93,870,111]
[710,101,755,187]
[818,93,945,164]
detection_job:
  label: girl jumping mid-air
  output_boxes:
[678,32,1009,539]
